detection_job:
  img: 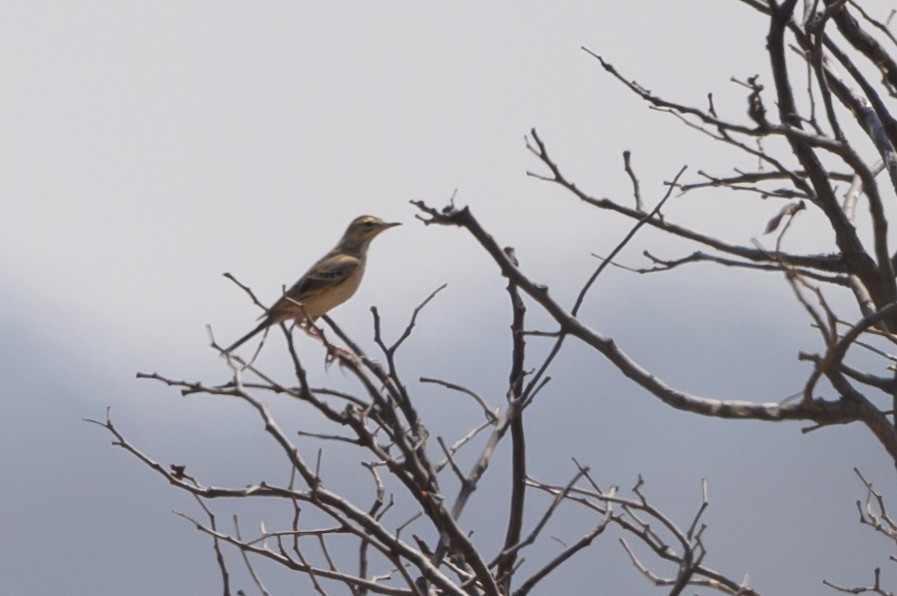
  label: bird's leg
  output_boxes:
[301,319,359,368]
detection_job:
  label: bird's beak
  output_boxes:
[384,221,402,229]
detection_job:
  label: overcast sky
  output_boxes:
[3,2,896,594]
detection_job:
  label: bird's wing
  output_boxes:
[262,253,362,323]
[290,253,361,297]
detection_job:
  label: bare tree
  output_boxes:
[91,1,897,594]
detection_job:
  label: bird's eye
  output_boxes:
[364,221,374,228]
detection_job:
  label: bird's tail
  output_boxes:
[224,319,271,354]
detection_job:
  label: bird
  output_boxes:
[225,215,400,353]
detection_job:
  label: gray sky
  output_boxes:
[3,2,895,594]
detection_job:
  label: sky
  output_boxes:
[3,2,897,594]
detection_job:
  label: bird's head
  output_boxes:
[340,215,401,251]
